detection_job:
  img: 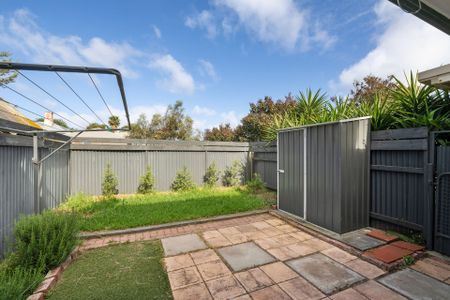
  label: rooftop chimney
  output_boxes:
[44,111,54,126]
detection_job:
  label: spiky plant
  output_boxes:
[296,88,328,124]
[358,93,396,130]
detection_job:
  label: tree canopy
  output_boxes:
[0,52,17,85]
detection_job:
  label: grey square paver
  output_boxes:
[339,232,384,251]
[378,268,450,300]
[162,234,207,256]
[286,253,364,294]
[218,242,276,272]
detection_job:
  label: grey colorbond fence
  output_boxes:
[70,138,252,194]
[252,142,277,190]
[0,134,69,255]
[369,127,433,247]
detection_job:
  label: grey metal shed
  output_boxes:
[277,117,370,234]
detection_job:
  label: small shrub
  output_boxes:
[170,167,196,192]
[246,173,265,193]
[222,160,243,187]
[11,211,79,272]
[137,166,156,194]
[102,163,119,197]
[203,162,220,188]
[0,266,43,300]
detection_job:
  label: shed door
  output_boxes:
[278,129,305,218]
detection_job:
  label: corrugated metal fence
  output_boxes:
[0,134,69,255]
[70,138,251,194]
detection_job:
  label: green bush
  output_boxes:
[203,162,220,188]
[137,166,156,194]
[102,163,119,197]
[11,211,79,272]
[170,167,196,192]
[222,161,243,187]
[246,173,265,193]
[0,266,43,300]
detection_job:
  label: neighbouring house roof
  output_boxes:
[0,98,42,129]
[388,0,450,35]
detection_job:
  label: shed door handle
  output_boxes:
[278,169,285,174]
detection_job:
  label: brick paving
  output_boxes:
[78,213,450,300]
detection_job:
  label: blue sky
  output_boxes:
[1,0,449,131]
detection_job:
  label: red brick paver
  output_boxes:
[365,244,413,264]
[391,240,425,252]
[366,229,399,243]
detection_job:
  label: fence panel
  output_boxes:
[252,142,277,190]
[0,136,69,256]
[69,140,251,194]
[369,127,430,236]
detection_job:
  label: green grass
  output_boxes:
[59,187,274,231]
[47,241,172,300]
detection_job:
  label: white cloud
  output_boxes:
[334,1,450,91]
[192,105,216,116]
[152,25,162,39]
[149,54,196,94]
[185,0,336,52]
[0,9,142,78]
[185,10,218,39]
[198,59,219,81]
[221,110,241,127]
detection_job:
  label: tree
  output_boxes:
[86,123,107,130]
[204,123,237,141]
[129,100,194,140]
[35,118,69,129]
[350,75,396,104]
[235,94,296,141]
[108,115,120,129]
[0,52,17,85]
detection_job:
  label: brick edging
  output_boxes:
[27,246,82,300]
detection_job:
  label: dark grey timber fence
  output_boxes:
[369,127,434,248]
[251,142,277,190]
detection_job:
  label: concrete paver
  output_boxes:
[286,253,364,294]
[165,254,195,272]
[259,262,298,283]
[162,234,207,256]
[411,257,450,281]
[278,276,325,300]
[218,242,275,272]
[344,258,386,279]
[340,233,384,251]
[196,259,231,281]
[190,249,220,265]
[168,266,203,290]
[250,285,291,300]
[330,288,367,300]
[235,268,274,292]
[378,268,450,300]
[353,280,407,300]
[172,282,213,300]
[321,247,358,264]
[205,275,246,300]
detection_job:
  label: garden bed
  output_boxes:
[58,187,275,232]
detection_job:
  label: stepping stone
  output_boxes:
[366,229,399,242]
[162,234,207,256]
[286,253,364,295]
[365,244,412,264]
[340,232,385,251]
[390,240,424,252]
[218,242,276,272]
[378,268,450,300]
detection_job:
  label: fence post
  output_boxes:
[32,134,41,214]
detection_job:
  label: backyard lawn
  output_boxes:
[59,187,274,231]
[47,241,172,300]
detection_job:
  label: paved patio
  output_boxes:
[81,213,450,300]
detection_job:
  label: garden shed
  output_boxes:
[277,117,371,234]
